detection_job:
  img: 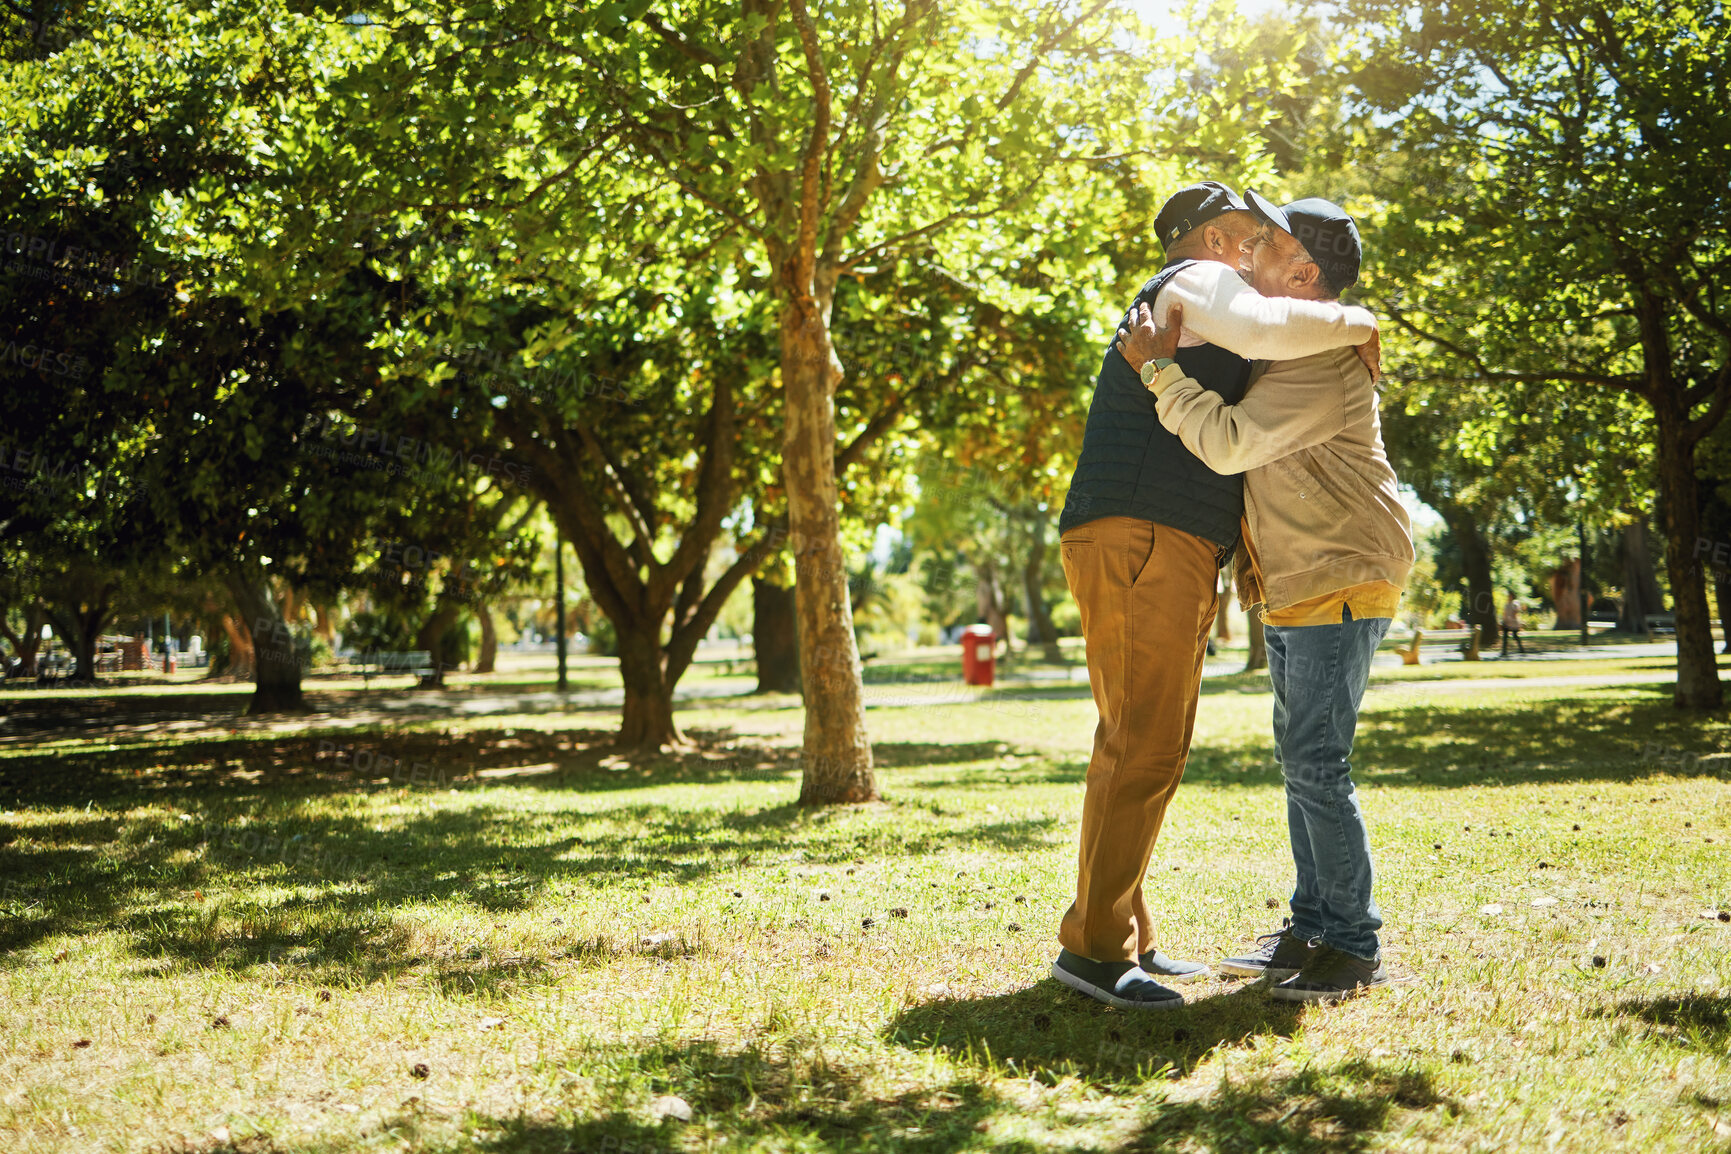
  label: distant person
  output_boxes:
[1501,595,1526,657]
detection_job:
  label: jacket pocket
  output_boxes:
[1268,450,1351,523]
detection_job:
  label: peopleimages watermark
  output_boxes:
[0,224,191,298]
[1638,741,1730,776]
[367,540,491,604]
[303,414,532,488]
[0,339,90,378]
[315,739,476,789]
[0,440,143,500]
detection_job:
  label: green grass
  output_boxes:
[1,665,1729,1153]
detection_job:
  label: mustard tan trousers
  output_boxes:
[1057,515,1219,963]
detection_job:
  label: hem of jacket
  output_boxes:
[1258,556,1414,614]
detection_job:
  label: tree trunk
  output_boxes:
[1440,504,1499,647]
[1245,613,1266,673]
[1617,518,1664,633]
[46,599,112,683]
[228,573,305,714]
[976,563,1011,655]
[0,601,46,677]
[414,596,465,688]
[752,575,801,693]
[313,603,336,646]
[1551,561,1583,630]
[1022,512,1064,662]
[780,299,876,805]
[67,615,101,682]
[475,601,497,674]
[1653,400,1722,708]
[1214,572,1232,642]
[1236,564,1266,672]
[218,611,255,679]
[616,627,681,749]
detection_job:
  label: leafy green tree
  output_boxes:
[1341,0,1731,707]
[468,0,1281,801]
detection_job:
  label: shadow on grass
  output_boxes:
[1121,1059,1456,1153]
[175,1039,1014,1153]
[0,774,1060,971]
[1603,994,1731,1050]
[889,979,1303,1084]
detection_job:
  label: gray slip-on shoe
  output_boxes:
[1052,949,1185,1010]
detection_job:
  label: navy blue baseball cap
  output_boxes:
[1244,190,1362,292]
[1155,181,1250,250]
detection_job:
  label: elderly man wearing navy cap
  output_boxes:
[1123,192,1417,1003]
[1051,183,1382,1010]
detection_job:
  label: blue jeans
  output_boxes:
[1265,607,1390,960]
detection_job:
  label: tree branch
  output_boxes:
[786,0,832,298]
[651,373,738,604]
[1380,302,1639,392]
[641,11,726,67]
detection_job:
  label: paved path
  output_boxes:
[0,642,1685,744]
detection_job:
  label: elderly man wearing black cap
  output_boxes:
[1125,192,1416,1003]
[1051,182,1382,1010]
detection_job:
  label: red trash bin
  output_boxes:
[961,624,996,687]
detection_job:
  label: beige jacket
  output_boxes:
[1151,345,1415,613]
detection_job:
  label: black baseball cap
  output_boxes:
[1154,181,1250,250]
[1244,190,1362,292]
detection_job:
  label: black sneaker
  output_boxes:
[1270,944,1390,1002]
[1139,950,1211,984]
[1051,949,1185,1010]
[1218,920,1318,981]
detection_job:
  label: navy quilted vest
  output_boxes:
[1057,259,1250,559]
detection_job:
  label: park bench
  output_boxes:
[338,650,434,687]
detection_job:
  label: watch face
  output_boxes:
[1141,361,1156,385]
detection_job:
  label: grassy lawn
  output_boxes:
[2,664,1729,1152]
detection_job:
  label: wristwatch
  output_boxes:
[1140,357,1176,386]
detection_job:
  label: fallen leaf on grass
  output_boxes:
[477,1017,506,1030]
[210,1126,230,1143]
[410,1063,430,1080]
[72,1039,90,1049]
[1532,897,1558,908]
[1479,904,1504,915]
[650,1094,692,1122]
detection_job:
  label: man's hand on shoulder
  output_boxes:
[1116,301,1183,391]
[1354,324,1382,385]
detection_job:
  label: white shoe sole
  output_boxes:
[1051,962,1184,1010]
[1142,963,1212,984]
[1269,978,1388,1003]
